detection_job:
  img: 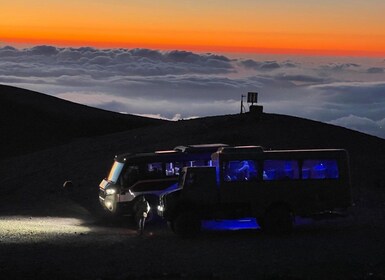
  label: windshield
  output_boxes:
[107,161,124,183]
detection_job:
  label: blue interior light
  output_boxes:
[202,218,259,231]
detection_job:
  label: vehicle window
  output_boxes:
[213,159,220,184]
[146,162,164,178]
[188,160,206,167]
[302,159,339,179]
[223,160,258,182]
[166,162,184,176]
[263,160,299,180]
[121,165,140,187]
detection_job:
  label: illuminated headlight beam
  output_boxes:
[0,216,90,243]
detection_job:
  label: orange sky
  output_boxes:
[1,0,385,56]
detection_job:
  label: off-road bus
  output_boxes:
[99,144,227,218]
[158,146,352,236]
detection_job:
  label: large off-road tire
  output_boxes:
[262,205,293,235]
[172,211,201,237]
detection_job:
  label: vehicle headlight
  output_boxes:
[106,188,117,195]
[157,205,164,212]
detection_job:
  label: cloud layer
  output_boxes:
[1,45,384,138]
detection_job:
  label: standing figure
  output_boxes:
[135,196,150,236]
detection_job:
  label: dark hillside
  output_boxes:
[1,111,384,217]
[1,92,385,279]
[0,84,166,158]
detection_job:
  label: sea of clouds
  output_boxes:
[1,45,384,138]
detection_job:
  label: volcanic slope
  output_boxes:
[0,84,165,159]
[1,110,384,217]
[1,88,385,280]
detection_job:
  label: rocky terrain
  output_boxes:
[1,85,385,279]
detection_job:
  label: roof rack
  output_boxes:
[218,146,264,154]
[174,143,228,153]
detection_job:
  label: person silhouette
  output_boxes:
[135,196,150,236]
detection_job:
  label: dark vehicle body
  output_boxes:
[99,144,227,217]
[158,146,352,236]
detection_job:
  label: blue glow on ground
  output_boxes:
[201,217,314,231]
[202,218,259,231]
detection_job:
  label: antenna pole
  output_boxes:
[241,94,245,114]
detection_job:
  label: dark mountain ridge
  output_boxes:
[0,84,166,158]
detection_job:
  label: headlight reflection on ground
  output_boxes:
[0,216,91,243]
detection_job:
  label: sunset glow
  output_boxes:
[2,0,385,56]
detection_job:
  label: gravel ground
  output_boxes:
[1,204,385,280]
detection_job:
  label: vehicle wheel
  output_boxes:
[172,211,201,237]
[262,206,293,235]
